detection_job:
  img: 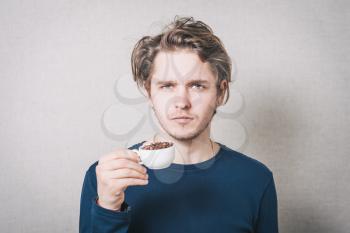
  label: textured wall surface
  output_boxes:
[0,0,349,232]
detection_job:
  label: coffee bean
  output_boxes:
[141,141,173,150]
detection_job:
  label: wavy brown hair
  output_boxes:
[131,16,232,105]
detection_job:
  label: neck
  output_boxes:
[148,126,219,165]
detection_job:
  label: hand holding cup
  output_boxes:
[96,148,149,211]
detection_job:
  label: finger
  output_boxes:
[99,158,147,174]
[105,168,148,180]
[116,178,149,189]
[99,149,140,164]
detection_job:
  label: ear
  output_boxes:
[147,95,154,109]
[144,85,154,108]
[217,80,228,106]
[149,100,154,109]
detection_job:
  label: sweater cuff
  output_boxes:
[92,197,132,220]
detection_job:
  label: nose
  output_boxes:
[174,86,191,110]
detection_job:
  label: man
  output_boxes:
[79,16,278,233]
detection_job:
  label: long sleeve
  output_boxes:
[254,174,279,233]
[79,165,132,233]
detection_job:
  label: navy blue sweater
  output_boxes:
[79,142,278,233]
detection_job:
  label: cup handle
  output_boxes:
[131,149,143,165]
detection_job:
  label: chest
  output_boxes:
[126,178,257,233]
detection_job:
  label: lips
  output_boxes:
[171,116,194,124]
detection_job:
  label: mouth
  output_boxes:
[171,116,194,124]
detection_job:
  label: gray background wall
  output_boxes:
[0,0,349,232]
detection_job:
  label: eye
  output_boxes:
[191,83,205,89]
[160,84,174,89]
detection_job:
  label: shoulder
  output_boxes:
[218,143,274,180]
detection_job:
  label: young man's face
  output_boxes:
[148,49,223,141]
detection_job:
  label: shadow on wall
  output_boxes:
[283,203,338,233]
[250,84,342,233]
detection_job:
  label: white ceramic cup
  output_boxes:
[132,143,175,169]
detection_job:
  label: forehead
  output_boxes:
[151,50,216,83]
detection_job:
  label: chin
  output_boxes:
[169,133,197,141]
[166,127,202,141]
[158,117,206,140]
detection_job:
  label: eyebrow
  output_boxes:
[188,80,210,85]
[155,80,176,85]
[155,79,210,85]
